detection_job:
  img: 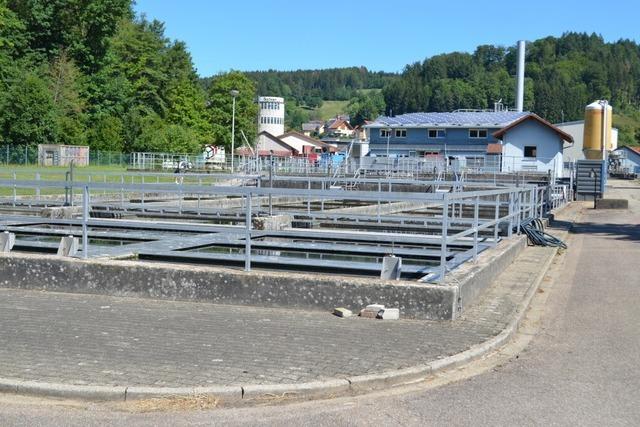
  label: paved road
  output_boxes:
[0,184,638,425]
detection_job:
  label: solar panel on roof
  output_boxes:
[371,110,529,127]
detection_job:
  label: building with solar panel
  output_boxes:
[364,110,574,177]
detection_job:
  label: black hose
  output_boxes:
[518,217,567,249]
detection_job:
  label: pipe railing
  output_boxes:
[0,178,568,283]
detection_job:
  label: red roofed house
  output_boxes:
[325,117,354,138]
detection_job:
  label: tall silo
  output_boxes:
[583,100,613,160]
[258,96,285,136]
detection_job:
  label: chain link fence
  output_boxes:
[1,145,130,168]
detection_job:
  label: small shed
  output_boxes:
[493,114,573,178]
[38,144,89,167]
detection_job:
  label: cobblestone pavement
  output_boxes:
[0,231,565,389]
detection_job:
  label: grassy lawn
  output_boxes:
[313,100,349,121]
[0,163,238,197]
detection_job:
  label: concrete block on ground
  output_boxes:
[57,236,79,257]
[377,308,400,320]
[0,232,15,253]
[333,307,352,318]
[359,309,378,318]
[596,199,628,209]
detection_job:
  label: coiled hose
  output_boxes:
[519,218,567,249]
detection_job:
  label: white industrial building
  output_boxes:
[494,115,573,178]
[257,96,285,136]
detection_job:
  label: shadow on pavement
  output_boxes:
[570,221,640,242]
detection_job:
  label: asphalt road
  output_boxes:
[0,183,638,426]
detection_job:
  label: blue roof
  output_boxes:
[367,111,530,128]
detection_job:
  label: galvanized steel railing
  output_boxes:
[0,176,568,283]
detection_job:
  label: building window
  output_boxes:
[380,129,391,138]
[428,129,446,138]
[469,129,488,138]
[395,129,407,138]
[524,146,537,158]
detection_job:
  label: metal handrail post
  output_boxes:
[307,178,311,214]
[473,195,479,262]
[493,194,500,245]
[516,191,521,234]
[507,192,513,238]
[245,193,252,272]
[440,195,449,283]
[82,185,89,260]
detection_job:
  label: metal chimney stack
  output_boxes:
[515,40,526,112]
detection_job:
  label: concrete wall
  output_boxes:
[447,236,527,315]
[0,253,457,320]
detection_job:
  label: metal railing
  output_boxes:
[0,174,569,282]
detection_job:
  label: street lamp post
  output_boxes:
[230,89,239,174]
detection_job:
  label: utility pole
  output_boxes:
[230,89,239,174]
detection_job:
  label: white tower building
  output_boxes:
[258,96,285,136]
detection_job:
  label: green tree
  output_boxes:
[162,41,212,146]
[87,113,124,151]
[7,0,132,71]
[0,0,26,56]
[0,68,57,145]
[49,51,86,145]
[347,91,385,126]
[207,71,258,149]
[285,103,310,130]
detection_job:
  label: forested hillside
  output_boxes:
[0,0,256,154]
[2,3,639,154]
[383,33,640,145]
[242,67,394,106]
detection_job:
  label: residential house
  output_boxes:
[325,117,354,138]
[301,120,325,137]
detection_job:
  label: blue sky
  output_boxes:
[134,0,639,76]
